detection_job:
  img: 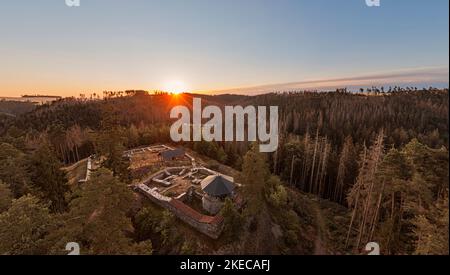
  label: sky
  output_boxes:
[0,0,448,97]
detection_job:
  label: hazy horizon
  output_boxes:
[2,66,448,98]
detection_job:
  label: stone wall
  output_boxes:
[136,184,224,239]
[78,156,92,184]
[168,199,224,239]
[202,195,224,215]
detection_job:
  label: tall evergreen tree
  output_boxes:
[0,143,30,197]
[241,143,270,214]
[346,130,385,252]
[27,143,70,213]
[45,168,152,255]
[0,180,12,213]
[0,195,55,255]
[221,198,243,242]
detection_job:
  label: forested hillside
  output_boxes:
[0,101,36,117]
[0,88,448,255]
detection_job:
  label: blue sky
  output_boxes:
[0,0,448,96]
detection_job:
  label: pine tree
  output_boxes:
[157,210,181,247]
[127,124,140,148]
[0,181,12,213]
[334,136,354,203]
[241,143,270,215]
[346,130,385,252]
[221,198,243,242]
[0,195,55,255]
[0,143,30,198]
[27,143,70,213]
[46,168,152,255]
[104,141,131,183]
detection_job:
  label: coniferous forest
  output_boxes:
[0,88,448,255]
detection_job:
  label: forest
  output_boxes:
[0,88,448,255]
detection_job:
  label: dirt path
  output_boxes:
[312,200,328,255]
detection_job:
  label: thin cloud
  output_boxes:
[209,67,449,95]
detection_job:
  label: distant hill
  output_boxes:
[0,96,61,105]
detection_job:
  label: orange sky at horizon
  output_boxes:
[1,66,447,98]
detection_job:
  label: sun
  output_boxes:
[163,80,188,95]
